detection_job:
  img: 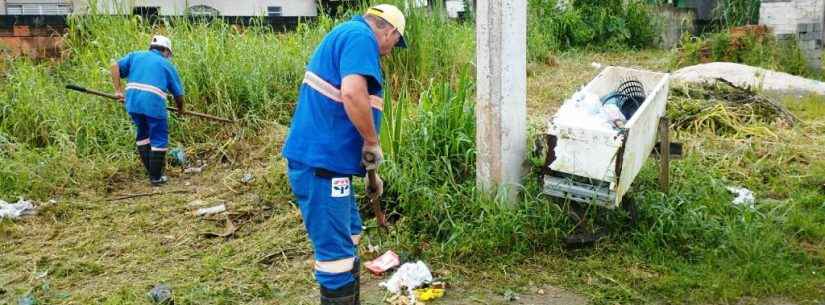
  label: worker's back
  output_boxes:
[117,50,184,118]
[283,15,384,176]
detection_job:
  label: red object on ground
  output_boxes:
[364,250,400,275]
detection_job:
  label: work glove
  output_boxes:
[361,144,384,171]
[366,173,384,198]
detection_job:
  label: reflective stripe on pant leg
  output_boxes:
[146,115,169,151]
[315,257,356,273]
[285,160,356,290]
[297,166,356,289]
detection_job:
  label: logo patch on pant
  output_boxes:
[331,177,351,197]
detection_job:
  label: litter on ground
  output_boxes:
[380,261,434,302]
[183,165,204,174]
[17,294,36,305]
[201,215,238,238]
[727,186,755,207]
[194,204,226,216]
[414,284,445,301]
[187,199,209,208]
[386,294,423,305]
[241,173,255,184]
[365,250,400,275]
[147,284,173,304]
[169,147,187,166]
[0,198,36,219]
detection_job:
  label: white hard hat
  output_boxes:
[150,35,172,53]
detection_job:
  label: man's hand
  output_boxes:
[361,143,383,171]
[174,95,185,116]
[367,173,384,198]
[110,63,124,102]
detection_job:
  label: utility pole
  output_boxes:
[475,0,527,203]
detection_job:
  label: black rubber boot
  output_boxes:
[137,144,151,175]
[148,151,169,186]
[320,281,357,305]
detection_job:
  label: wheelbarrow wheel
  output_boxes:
[621,193,639,227]
[564,228,609,248]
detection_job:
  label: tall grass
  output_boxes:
[714,0,761,29]
[0,3,474,198]
[378,71,571,260]
[527,0,660,62]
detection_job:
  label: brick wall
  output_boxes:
[0,25,65,58]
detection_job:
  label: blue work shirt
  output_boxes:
[117,50,185,119]
[283,16,384,176]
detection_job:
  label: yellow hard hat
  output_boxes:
[366,4,407,48]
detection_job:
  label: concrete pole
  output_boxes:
[476,0,527,202]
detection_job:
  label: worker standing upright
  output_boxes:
[282,4,407,305]
[111,35,185,186]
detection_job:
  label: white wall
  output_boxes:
[3,0,72,15]
[760,0,825,69]
[73,0,317,16]
[760,0,825,35]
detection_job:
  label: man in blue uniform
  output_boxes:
[110,35,185,186]
[282,4,407,305]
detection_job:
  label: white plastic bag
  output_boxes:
[554,91,615,132]
[380,261,433,301]
[727,186,755,208]
[0,198,35,219]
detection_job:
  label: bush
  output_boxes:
[527,0,660,62]
[673,27,820,79]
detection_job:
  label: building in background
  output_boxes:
[0,0,470,58]
[760,0,825,70]
[0,0,355,58]
[0,0,321,17]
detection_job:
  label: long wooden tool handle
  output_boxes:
[363,151,387,227]
[66,84,120,100]
[66,84,236,123]
[182,109,235,123]
[367,169,387,228]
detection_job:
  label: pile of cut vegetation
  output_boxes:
[668,79,798,138]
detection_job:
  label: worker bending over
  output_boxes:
[111,35,185,186]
